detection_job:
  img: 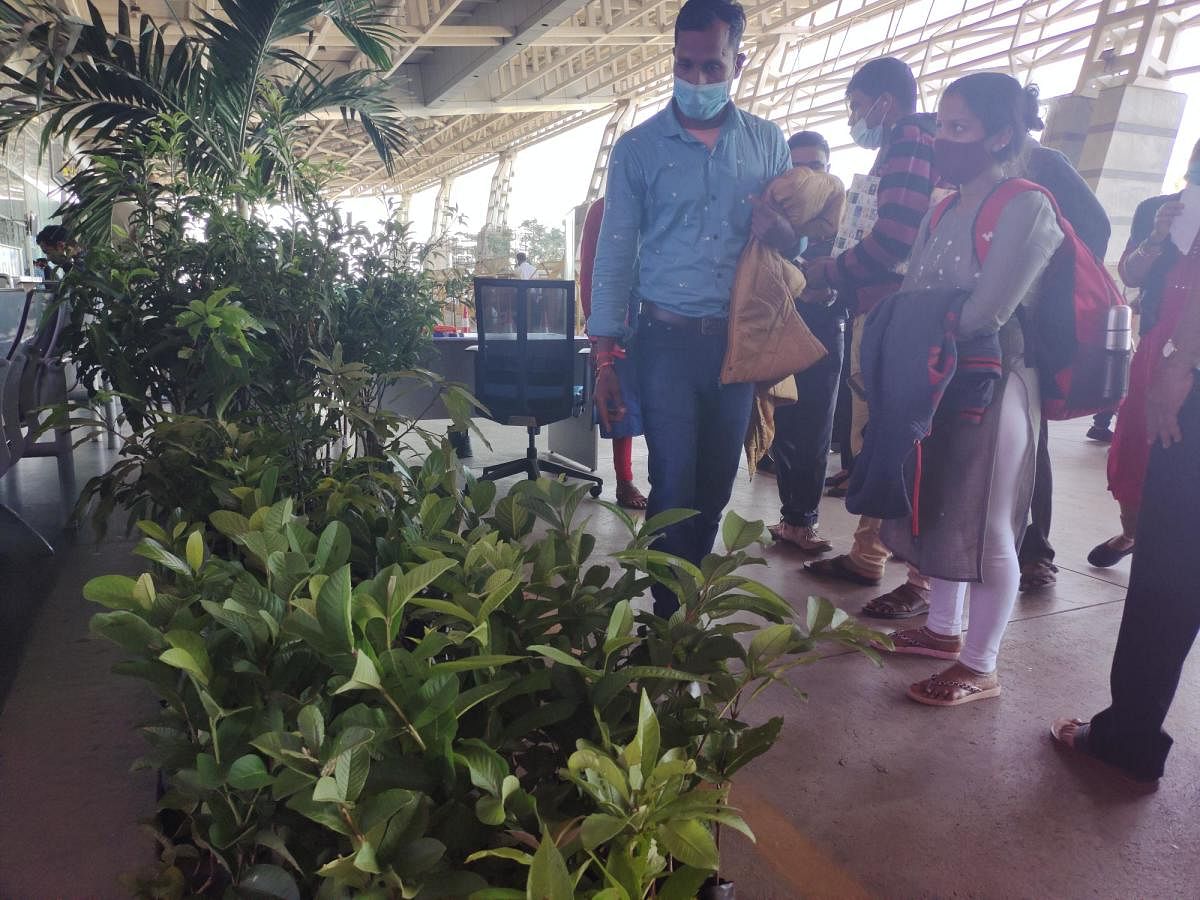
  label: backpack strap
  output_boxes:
[971,177,1074,264]
[928,179,1050,259]
[928,192,958,232]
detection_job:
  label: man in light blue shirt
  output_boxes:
[587,0,794,616]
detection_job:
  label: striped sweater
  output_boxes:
[833,113,936,317]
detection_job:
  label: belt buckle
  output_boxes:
[700,317,723,336]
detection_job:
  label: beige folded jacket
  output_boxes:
[723,167,846,473]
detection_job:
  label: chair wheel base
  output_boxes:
[479,427,602,494]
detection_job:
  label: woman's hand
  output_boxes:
[1149,201,1185,244]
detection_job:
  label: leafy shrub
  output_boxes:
[88,459,880,898]
[56,139,469,532]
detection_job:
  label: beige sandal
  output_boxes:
[908,664,1001,707]
[875,626,961,660]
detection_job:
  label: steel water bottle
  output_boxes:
[1101,305,1133,404]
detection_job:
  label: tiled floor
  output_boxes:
[1,419,1197,897]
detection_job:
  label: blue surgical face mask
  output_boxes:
[849,97,886,150]
[673,76,731,122]
[1187,160,1200,185]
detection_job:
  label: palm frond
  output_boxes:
[0,0,408,228]
[322,0,396,69]
[275,66,406,168]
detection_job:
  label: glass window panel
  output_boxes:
[526,287,569,337]
[0,245,21,278]
[0,287,28,351]
[478,284,519,337]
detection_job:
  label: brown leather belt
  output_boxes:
[641,301,728,335]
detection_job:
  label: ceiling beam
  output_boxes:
[418,0,594,106]
[83,14,513,49]
[385,0,475,74]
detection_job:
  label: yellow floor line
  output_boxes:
[732,783,874,899]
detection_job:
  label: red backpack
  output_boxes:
[929,178,1127,420]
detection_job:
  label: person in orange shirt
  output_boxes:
[579,198,648,509]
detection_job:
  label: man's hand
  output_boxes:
[802,256,836,290]
[594,366,627,432]
[749,195,797,253]
[1146,356,1195,448]
[1150,201,1185,244]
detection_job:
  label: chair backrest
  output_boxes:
[17,291,67,423]
[1,289,33,360]
[0,350,29,474]
[473,278,578,426]
[24,291,65,358]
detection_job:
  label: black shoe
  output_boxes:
[448,431,474,459]
[1087,538,1133,568]
[1086,425,1114,443]
[824,469,850,488]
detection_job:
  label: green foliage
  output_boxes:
[57,133,462,532]
[514,220,567,266]
[0,0,407,241]
[88,467,883,897]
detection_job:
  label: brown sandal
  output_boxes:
[1020,561,1058,591]
[908,664,1000,707]
[804,554,883,587]
[861,583,930,619]
[616,481,648,511]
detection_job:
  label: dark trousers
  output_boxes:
[831,319,855,472]
[448,429,473,459]
[637,319,755,617]
[1018,417,1055,565]
[1087,386,1200,779]
[772,303,845,527]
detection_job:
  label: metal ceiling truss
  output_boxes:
[336,0,1200,199]
[73,1,1200,200]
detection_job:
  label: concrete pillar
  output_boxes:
[393,192,411,229]
[477,151,516,267]
[431,176,455,239]
[1041,95,1096,169]
[427,176,456,270]
[1074,79,1186,260]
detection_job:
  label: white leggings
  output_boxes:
[925,377,1031,674]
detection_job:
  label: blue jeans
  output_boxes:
[771,302,845,527]
[636,318,755,616]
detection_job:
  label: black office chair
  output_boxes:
[472,277,602,496]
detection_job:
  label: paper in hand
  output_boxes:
[1169,183,1200,255]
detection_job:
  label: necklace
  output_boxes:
[1167,238,1200,293]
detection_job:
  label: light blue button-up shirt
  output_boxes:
[586,103,791,339]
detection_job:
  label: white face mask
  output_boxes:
[849,97,887,149]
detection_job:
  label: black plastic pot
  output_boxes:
[699,876,736,899]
